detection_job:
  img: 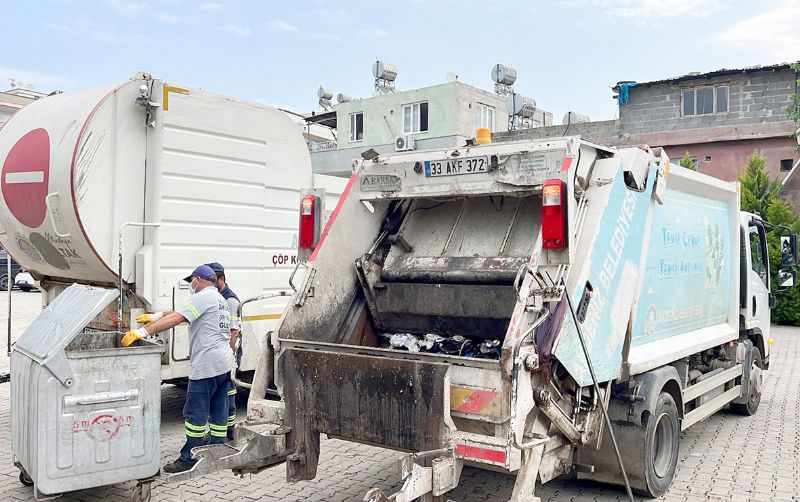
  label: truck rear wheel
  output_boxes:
[640,392,679,497]
[731,347,763,416]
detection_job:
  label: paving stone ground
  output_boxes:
[0,290,798,501]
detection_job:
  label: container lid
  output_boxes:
[14,283,119,363]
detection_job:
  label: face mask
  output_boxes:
[190,278,198,294]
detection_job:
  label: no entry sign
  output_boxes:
[1,128,50,229]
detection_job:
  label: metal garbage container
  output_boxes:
[10,284,163,499]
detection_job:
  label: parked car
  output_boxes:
[14,270,36,292]
[0,247,22,291]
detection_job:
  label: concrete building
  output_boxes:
[497,63,800,207]
[307,80,553,176]
[0,88,48,127]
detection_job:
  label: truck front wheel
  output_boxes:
[641,392,680,497]
[731,347,763,416]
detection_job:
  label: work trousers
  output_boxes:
[227,380,236,440]
[181,372,231,462]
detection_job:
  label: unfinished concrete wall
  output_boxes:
[619,68,797,136]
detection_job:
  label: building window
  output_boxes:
[402,102,429,134]
[781,159,794,172]
[476,103,495,132]
[682,85,729,116]
[349,112,363,142]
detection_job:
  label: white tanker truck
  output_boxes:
[0,72,344,384]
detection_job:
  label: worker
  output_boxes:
[206,261,240,442]
[121,264,232,474]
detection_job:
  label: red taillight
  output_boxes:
[542,179,567,249]
[299,194,318,250]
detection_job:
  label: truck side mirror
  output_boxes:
[777,267,796,291]
[780,233,797,266]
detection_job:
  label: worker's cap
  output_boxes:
[206,262,225,275]
[183,264,217,283]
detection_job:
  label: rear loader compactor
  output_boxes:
[177,137,796,501]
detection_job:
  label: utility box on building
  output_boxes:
[10,284,162,498]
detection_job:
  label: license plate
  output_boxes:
[425,157,489,177]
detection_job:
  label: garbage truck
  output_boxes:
[0,72,345,387]
[169,136,797,500]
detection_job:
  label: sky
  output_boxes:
[2,0,799,122]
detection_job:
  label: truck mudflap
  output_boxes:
[280,347,453,481]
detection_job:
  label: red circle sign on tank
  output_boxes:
[1,128,51,229]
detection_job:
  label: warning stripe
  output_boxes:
[242,314,282,322]
[309,173,357,262]
[450,387,501,415]
[455,444,506,464]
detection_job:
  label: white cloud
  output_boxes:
[558,0,724,24]
[220,24,251,37]
[358,27,388,39]
[312,33,342,42]
[310,9,351,25]
[103,0,148,15]
[0,67,76,91]
[198,2,223,11]
[47,18,149,43]
[154,12,187,23]
[716,1,800,62]
[269,20,299,32]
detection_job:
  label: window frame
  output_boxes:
[780,159,794,172]
[402,101,429,134]
[476,102,495,132]
[749,222,770,288]
[681,83,730,117]
[349,112,364,142]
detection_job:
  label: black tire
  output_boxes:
[0,275,8,291]
[640,392,680,497]
[19,286,32,292]
[19,470,33,486]
[131,482,151,502]
[731,347,763,416]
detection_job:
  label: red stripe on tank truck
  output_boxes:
[68,83,129,279]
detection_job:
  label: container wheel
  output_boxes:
[131,482,152,502]
[19,470,33,487]
[731,347,763,416]
[640,391,680,497]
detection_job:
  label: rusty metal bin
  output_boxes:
[10,284,162,499]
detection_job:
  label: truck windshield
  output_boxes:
[748,223,769,285]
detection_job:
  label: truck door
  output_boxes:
[745,220,771,353]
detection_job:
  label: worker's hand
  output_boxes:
[136,312,164,325]
[121,328,149,347]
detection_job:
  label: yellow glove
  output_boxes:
[121,328,149,347]
[136,312,164,325]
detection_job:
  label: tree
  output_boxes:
[679,151,697,171]
[765,199,800,324]
[786,62,800,149]
[738,150,781,217]
[739,152,800,324]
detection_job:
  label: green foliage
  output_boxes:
[679,151,697,171]
[738,150,781,217]
[786,62,800,148]
[739,151,800,325]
